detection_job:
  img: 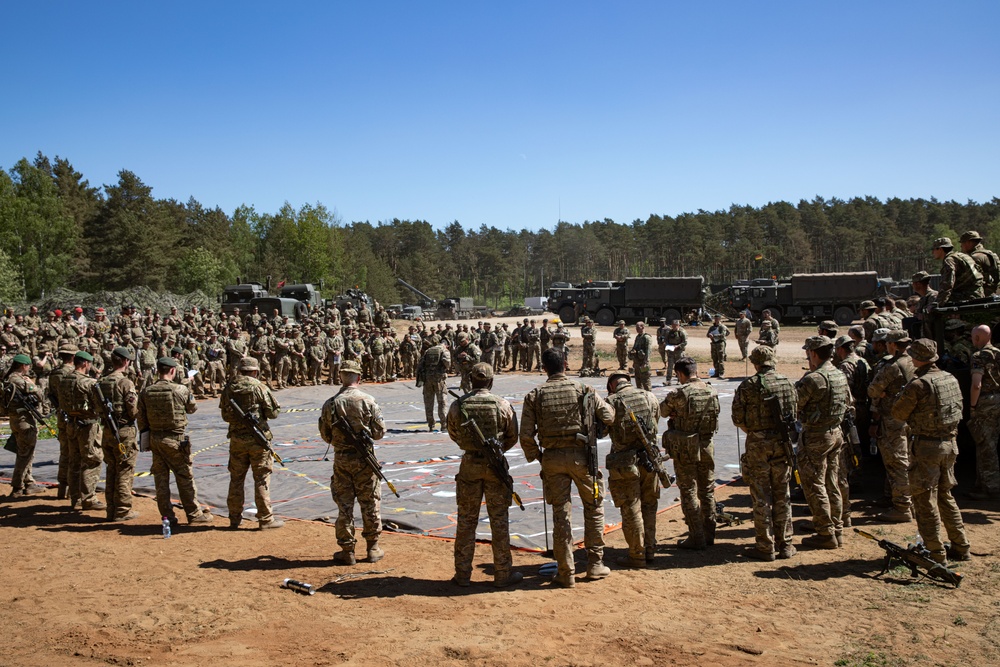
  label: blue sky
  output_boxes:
[3,1,997,230]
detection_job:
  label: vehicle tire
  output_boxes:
[558,305,577,325]
[294,302,308,322]
[833,306,856,327]
[765,307,782,323]
[596,308,615,326]
[663,309,681,324]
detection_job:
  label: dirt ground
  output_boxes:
[2,322,999,667]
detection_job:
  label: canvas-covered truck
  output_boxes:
[591,276,705,326]
[221,282,269,316]
[728,271,890,326]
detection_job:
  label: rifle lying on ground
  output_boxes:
[715,502,744,526]
[854,528,963,588]
[225,387,284,465]
[9,384,58,440]
[333,412,400,498]
[93,384,126,459]
[626,409,674,488]
[449,389,524,510]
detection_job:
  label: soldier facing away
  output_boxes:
[97,347,141,521]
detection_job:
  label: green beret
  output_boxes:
[158,357,179,368]
[112,346,135,361]
[12,353,31,365]
[74,351,94,363]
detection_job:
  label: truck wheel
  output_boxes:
[294,302,308,321]
[663,309,681,324]
[595,308,615,326]
[558,305,577,325]
[765,307,782,323]
[833,306,856,327]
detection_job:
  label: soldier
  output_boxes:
[932,236,984,305]
[655,318,669,368]
[447,363,522,587]
[550,322,570,371]
[520,348,615,587]
[663,320,688,385]
[182,339,207,398]
[523,320,542,372]
[221,357,282,530]
[796,336,851,549]
[968,325,1000,500]
[761,310,780,342]
[45,344,78,499]
[479,321,499,368]
[941,320,973,371]
[417,338,451,432]
[707,314,729,378]
[326,326,345,384]
[273,329,292,389]
[911,271,938,338]
[137,338,158,392]
[579,317,597,372]
[612,320,630,370]
[97,347,140,521]
[735,311,752,360]
[206,332,229,396]
[307,334,326,385]
[539,318,551,353]
[137,357,213,526]
[289,328,308,385]
[628,322,654,391]
[867,330,916,522]
[507,321,522,372]
[319,360,387,564]
[368,329,386,383]
[891,339,970,564]
[605,370,661,567]
[454,333,481,393]
[834,334,872,527]
[225,329,247,381]
[818,320,839,339]
[660,357,720,550]
[64,351,105,511]
[755,320,778,348]
[960,230,999,297]
[732,346,797,561]
[3,353,47,497]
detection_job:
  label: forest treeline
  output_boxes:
[1,152,998,307]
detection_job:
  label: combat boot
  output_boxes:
[877,507,913,523]
[83,499,106,511]
[22,484,45,495]
[57,483,67,500]
[585,561,611,579]
[112,511,140,522]
[550,572,576,588]
[801,533,839,550]
[777,544,797,559]
[493,571,523,588]
[229,517,242,530]
[704,517,716,546]
[259,518,285,530]
[743,547,775,562]
[366,541,385,563]
[333,549,356,566]
[615,555,647,569]
[676,531,706,550]
[189,512,214,524]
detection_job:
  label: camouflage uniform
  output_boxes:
[418,343,451,430]
[221,369,281,526]
[707,320,729,377]
[612,322,630,370]
[937,246,984,305]
[606,379,661,562]
[446,380,520,585]
[97,367,140,520]
[318,383,387,557]
[137,373,211,524]
[325,330,344,384]
[47,354,76,497]
[630,329,655,391]
[580,321,596,371]
[456,340,482,393]
[732,352,797,557]
[735,314,752,360]
[520,373,615,585]
[867,340,915,515]
[663,325,688,382]
[969,343,1000,495]
[4,369,44,495]
[891,341,969,562]
[522,325,541,371]
[64,366,105,509]
[660,377,720,548]
[835,345,871,527]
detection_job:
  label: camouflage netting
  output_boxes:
[30,287,217,318]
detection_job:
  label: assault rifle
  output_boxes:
[842,412,862,472]
[626,409,674,488]
[93,383,125,458]
[333,413,400,498]
[224,386,284,465]
[9,384,58,440]
[759,378,800,486]
[448,390,524,510]
[579,388,601,501]
[855,528,963,588]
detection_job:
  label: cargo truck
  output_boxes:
[727,271,890,326]
[549,277,705,325]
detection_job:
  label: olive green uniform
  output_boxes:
[221,375,281,525]
[97,371,140,519]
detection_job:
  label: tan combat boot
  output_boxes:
[366,541,384,563]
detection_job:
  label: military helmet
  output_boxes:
[802,335,833,351]
[238,357,260,372]
[749,346,775,366]
[470,362,493,382]
[871,328,890,342]
[834,335,854,349]
[911,270,931,283]
[340,359,362,375]
[606,371,631,391]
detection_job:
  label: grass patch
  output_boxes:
[834,649,906,667]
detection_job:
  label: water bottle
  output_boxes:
[162,517,172,539]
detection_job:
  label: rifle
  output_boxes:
[93,383,125,458]
[9,383,58,440]
[333,412,400,498]
[842,412,862,472]
[224,385,284,465]
[626,409,674,488]
[579,388,601,501]
[760,376,801,486]
[448,389,524,510]
[854,529,963,588]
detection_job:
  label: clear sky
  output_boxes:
[3,1,997,230]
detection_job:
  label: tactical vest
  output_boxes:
[371,338,384,355]
[144,382,186,431]
[226,376,267,434]
[98,373,128,421]
[745,372,795,431]
[423,346,446,379]
[457,393,503,452]
[971,246,1000,293]
[535,380,585,439]
[672,382,719,436]
[908,369,963,436]
[609,386,655,448]
[65,374,98,418]
[801,364,849,429]
[879,354,916,412]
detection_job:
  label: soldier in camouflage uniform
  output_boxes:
[137,357,213,526]
[960,231,999,297]
[834,334,871,527]
[732,346,797,560]
[539,319,551,353]
[97,348,140,521]
[3,354,47,497]
[796,336,851,549]
[319,360,387,565]
[225,329,248,381]
[325,326,344,384]
[524,320,542,372]
[64,351,105,511]
[660,357,720,550]
[707,314,729,378]
[867,330,916,522]
[629,321,654,391]
[932,236,984,305]
[735,311,752,360]
[418,339,451,432]
[891,339,970,564]
[46,344,78,499]
[941,320,973,371]
[307,334,326,385]
[755,320,778,348]
[605,371,661,567]
[968,325,1000,500]
[579,317,597,372]
[612,320,630,370]
[520,348,616,587]
[662,320,688,386]
[655,318,669,368]
[221,357,282,530]
[447,363,522,587]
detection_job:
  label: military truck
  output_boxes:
[549,277,704,326]
[250,296,307,322]
[221,282,269,316]
[279,283,323,312]
[727,271,892,326]
[436,297,490,320]
[334,288,373,311]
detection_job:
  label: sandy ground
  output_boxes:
[3,322,999,666]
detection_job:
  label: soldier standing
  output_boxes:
[523,320,542,372]
[755,320,778,348]
[732,346,797,560]
[707,315,729,378]
[612,320,630,370]
[968,325,1000,500]
[447,363,522,587]
[221,357,282,530]
[867,330,916,523]
[932,236,984,305]
[3,353,47,497]
[479,322,499,369]
[960,230,999,297]
[418,339,451,432]
[454,333,481,393]
[660,357,720,550]
[735,311,752,360]
[64,351,105,511]
[326,325,345,384]
[46,344,78,499]
[539,318,551,353]
[319,360,388,565]
[796,336,850,549]
[520,348,615,587]
[579,317,596,372]
[910,271,939,338]
[137,358,213,526]
[629,322,654,391]
[605,371,661,567]
[550,322,570,371]
[663,320,688,384]
[97,348,140,521]
[891,339,970,564]
[834,334,872,527]
[655,318,669,369]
